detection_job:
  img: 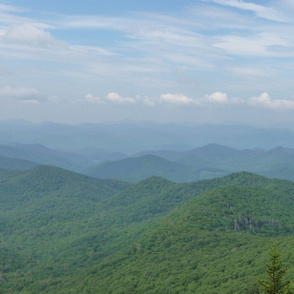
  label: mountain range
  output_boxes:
[1,166,294,293]
[2,120,294,152]
[2,120,294,292]
[85,144,294,183]
[4,140,294,184]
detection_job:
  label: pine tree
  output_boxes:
[258,245,292,294]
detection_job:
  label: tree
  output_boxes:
[258,245,292,294]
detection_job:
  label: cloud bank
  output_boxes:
[3,23,66,48]
[0,86,44,104]
[84,91,294,112]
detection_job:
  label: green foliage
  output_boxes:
[259,245,293,294]
[2,168,294,293]
[0,155,38,170]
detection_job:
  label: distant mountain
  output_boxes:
[179,145,294,182]
[2,169,294,293]
[178,143,239,163]
[74,147,127,163]
[2,120,294,152]
[84,154,199,182]
[133,149,184,161]
[0,142,132,174]
[0,165,130,206]
[0,155,38,170]
[85,144,294,183]
[0,143,89,171]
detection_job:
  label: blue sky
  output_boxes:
[1,0,294,124]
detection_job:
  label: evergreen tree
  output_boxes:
[258,245,292,294]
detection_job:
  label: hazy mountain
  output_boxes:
[84,154,199,182]
[85,144,294,183]
[74,147,127,163]
[2,120,294,153]
[0,155,38,170]
[0,143,106,172]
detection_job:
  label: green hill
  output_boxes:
[85,144,294,183]
[84,154,198,182]
[0,143,91,172]
[74,178,294,293]
[2,169,294,293]
[0,155,38,170]
[176,145,294,181]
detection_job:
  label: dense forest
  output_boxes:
[1,166,294,293]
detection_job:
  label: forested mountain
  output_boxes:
[0,143,93,172]
[0,155,38,170]
[0,143,129,174]
[86,144,294,183]
[3,121,294,184]
[84,154,197,182]
[1,167,294,293]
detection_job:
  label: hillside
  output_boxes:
[0,143,91,172]
[2,170,294,293]
[0,143,130,174]
[72,177,294,293]
[86,144,294,183]
[0,166,131,292]
[84,154,198,182]
[0,155,38,170]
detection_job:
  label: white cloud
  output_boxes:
[230,66,269,77]
[214,33,291,57]
[204,92,229,104]
[85,92,136,104]
[0,4,26,13]
[105,92,136,104]
[3,23,66,48]
[84,93,104,104]
[210,0,287,22]
[159,93,195,105]
[83,90,294,113]
[249,92,294,110]
[0,86,44,103]
[134,95,155,106]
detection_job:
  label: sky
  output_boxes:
[1,0,294,125]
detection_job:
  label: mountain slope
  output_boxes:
[2,171,294,293]
[76,182,294,293]
[0,143,91,171]
[84,154,198,182]
[85,144,294,183]
[0,155,38,170]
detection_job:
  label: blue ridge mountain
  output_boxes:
[86,144,294,183]
[2,120,294,152]
[2,167,294,293]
